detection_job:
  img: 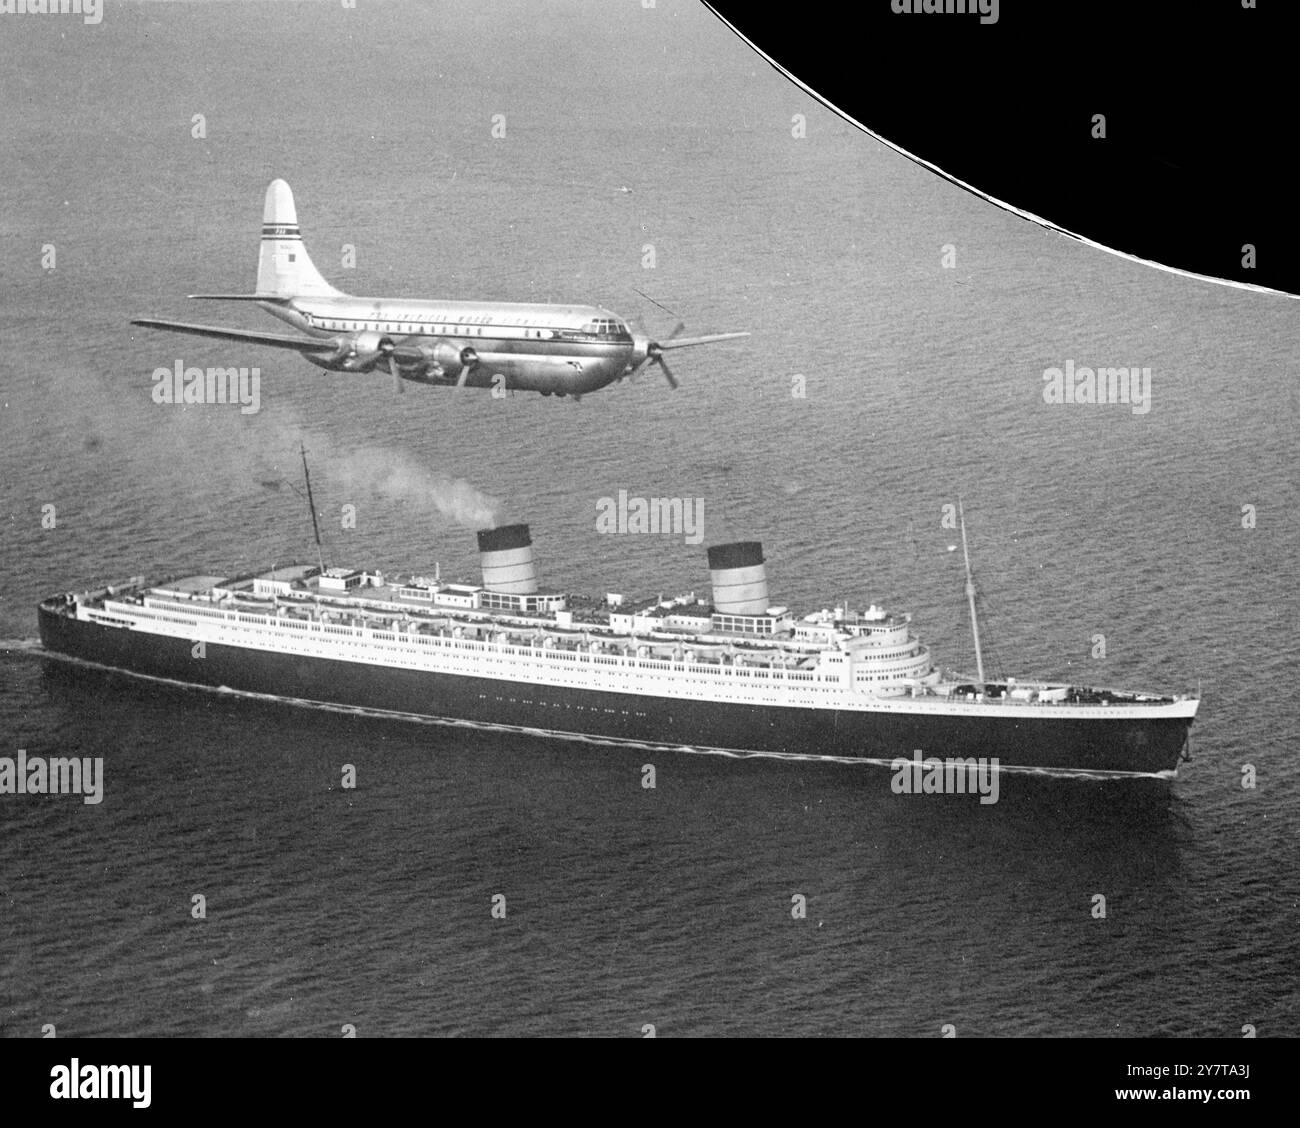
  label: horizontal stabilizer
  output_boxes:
[130,318,338,351]
[657,331,750,350]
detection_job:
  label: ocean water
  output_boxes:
[0,0,1296,1037]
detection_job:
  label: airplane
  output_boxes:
[131,179,749,398]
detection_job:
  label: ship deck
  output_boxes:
[41,568,1195,712]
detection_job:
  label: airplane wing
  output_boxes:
[187,293,295,303]
[656,332,750,350]
[129,318,339,352]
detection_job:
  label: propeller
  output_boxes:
[455,347,480,389]
[626,304,749,389]
[377,337,404,395]
[629,321,685,389]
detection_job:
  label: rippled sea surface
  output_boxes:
[1,0,1296,1037]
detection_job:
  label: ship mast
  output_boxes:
[958,497,986,687]
[299,441,326,575]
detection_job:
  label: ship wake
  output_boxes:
[0,638,45,653]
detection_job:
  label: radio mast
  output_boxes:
[958,497,985,687]
[299,441,326,575]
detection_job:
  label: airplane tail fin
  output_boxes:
[255,179,344,299]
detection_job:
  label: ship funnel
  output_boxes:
[476,524,538,594]
[707,541,769,615]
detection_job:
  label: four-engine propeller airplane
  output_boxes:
[131,180,748,398]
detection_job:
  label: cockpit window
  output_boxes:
[580,318,629,337]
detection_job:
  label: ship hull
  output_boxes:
[37,606,1193,776]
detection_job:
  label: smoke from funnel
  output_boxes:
[325,444,501,529]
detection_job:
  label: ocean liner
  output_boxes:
[37,502,1199,777]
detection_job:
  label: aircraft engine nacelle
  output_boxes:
[326,330,393,373]
[414,340,478,381]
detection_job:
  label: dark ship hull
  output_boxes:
[38,602,1194,776]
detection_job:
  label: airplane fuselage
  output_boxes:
[267,296,635,395]
[131,180,746,398]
